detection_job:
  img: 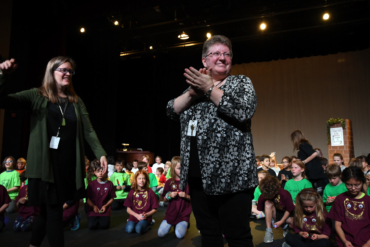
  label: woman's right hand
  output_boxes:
[0,59,17,74]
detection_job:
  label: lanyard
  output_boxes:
[57,97,68,127]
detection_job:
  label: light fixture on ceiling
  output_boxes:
[149,46,153,50]
[114,21,119,26]
[80,27,85,33]
[260,22,266,30]
[178,31,189,40]
[323,13,330,20]
[206,32,211,39]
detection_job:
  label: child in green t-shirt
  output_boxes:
[83,164,97,214]
[138,162,159,200]
[164,161,171,180]
[110,159,131,210]
[0,156,20,213]
[322,164,347,212]
[284,160,312,204]
[252,170,268,219]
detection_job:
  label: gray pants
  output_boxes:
[5,200,16,213]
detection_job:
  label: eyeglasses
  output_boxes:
[4,161,13,163]
[205,52,232,58]
[55,68,75,75]
[345,183,362,188]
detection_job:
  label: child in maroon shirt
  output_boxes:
[124,170,158,234]
[86,161,116,230]
[328,166,370,247]
[285,188,331,247]
[158,156,192,238]
[63,200,80,230]
[258,175,295,243]
[0,185,11,231]
[14,185,40,231]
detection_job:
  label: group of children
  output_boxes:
[254,152,370,247]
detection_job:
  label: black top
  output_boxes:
[189,137,201,178]
[257,167,276,177]
[297,141,326,180]
[28,98,81,206]
[277,169,293,188]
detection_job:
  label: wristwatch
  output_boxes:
[204,85,215,99]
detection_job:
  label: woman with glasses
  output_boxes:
[0,57,107,247]
[167,35,257,247]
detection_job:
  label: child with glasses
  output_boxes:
[278,156,293,189]
[328,166,370,247]
[0,156,20,213]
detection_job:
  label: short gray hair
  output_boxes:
[202,35,233,58]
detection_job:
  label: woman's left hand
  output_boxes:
[184,67,213,94]
[100,156,108,174]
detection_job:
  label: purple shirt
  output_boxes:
[63,201,79,222]
[124,189,158,223]
[257,188,295,213]
[162,179,192,225]
[328,193,370,247]
[15,185,40,220]
[0,185,11,220]
[293,211,331,237]
[86,180,116,217]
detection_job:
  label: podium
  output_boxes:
[116,150,154,164]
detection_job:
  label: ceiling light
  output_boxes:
[206,32,211,39]
[114,21,119,26]
[323,13,330,20]
[178,31,189,40]
[80,27,85,33]
[149,46,153,50]
[260,23,266,30]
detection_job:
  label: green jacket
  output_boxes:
[0,73,106,192]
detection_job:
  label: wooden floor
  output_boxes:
[1,203,288,247]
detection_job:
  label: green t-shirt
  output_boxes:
[148,173,159,197]
[322,182,347,212]
[253,186,262,202]
[166,168,171,179]
[284,178,312,203]
[109,172,131,199]
[367,185,370,196]
[83,175,97,203]
[0,170,21,200]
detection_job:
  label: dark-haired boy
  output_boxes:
[132,160,139,174]
[257,155,276,177]
[322,164,347,212]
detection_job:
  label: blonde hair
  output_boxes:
[39,56,79,104]
[270,156,279,169]
[170,156,181,180]
[164,161,171,175]
[142,155,150,164]
[294,188,327,230]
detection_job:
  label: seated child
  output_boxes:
[269,155,281,176]
[258,175,295,243]
[158,156,192,238]
[125,162,134,184]
[142,155,153,173]
[333,153,346,172]
[164,161,171,180]
[15,158,26,175]
[256,156,261,168]
[110,159,131,210]
[131,160,139,174]
[14,184,40,231]
[257,155,276,177]
[152,156,165,175]
[251,170,268,219]
[278,156,293,189]
[156,167,165,195]
[138,162,159,200]
[285,188,331,247]
[86,160,116,230]
[0,185,10,232]
[62,200,80,231]
[322,164,347,213]
[328,166,370,247]
[0,156,20,213]
[107,156,115,179]
[284,159,312,204]
[124,170,158,234]
[84,161,97,215]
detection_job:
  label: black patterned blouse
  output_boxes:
[167,75,258,195]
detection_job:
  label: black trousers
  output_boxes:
[188,176,254,247]
[111,199,125,210]
[88,216,110,230]
[309,178,328,196]
[0,218,4,232]
[285,232,331,247]
[30,203,64,247]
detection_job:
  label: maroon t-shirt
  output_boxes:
[257,188,295,213]
[293,211,331,237]
[0,185,11,220]
[162,179,192,225]
[124,189,158,223]
[86,180,116,217]
[15,185,40,220]
[63,201,79,222]
[328,193,370,247]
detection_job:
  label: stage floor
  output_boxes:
[1,203,287,247]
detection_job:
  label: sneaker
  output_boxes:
[256,212,265,219]
[71,213,81,231]
[264,230,274,243]
[159,201,164,207]
[151,219,155,226]
[282,242,291,247]
[283,224,290,237]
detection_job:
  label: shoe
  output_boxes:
[256,212,265,219]
[159,201,164,207]
[264,230,274,243]
[283,224,290,237]
[71,213,81,231]
[151,219,155,226]
[282,242,291,247]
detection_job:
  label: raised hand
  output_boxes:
[184,67,213,94]
[0,59,17,74]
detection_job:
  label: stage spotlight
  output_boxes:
[178,31,189,40]
[260,23,266,30]
[80,27,85,33]
[323,13,330,20]
[114,21,119,26]
[149,46,153,50]
[206,32,211,39]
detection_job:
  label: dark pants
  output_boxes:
[112,199,125,210]
[309,178,328,196]
[0,218,4,232]
[30,203,64,247]
[88,216,110,230]
[188,177,254,247]
[285,232,331,247]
